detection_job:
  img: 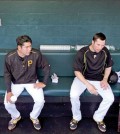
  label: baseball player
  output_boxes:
[70,33,114,132]
[4,35,50,131]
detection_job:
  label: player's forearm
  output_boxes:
[74,71,89,86]
[103,67,112,81]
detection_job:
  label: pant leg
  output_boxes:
[90,81,114,122]
[70,77,86,121]
[25,84,45,119]
[4,83,24,119]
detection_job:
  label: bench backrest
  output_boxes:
[42,52,75,76]
[111,53,120,71]
[0,53,5,76]
[0,47,120,77]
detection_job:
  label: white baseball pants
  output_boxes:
[4,83,45,120]
[70,77,114,122]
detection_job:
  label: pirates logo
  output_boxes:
[28,60,33,66]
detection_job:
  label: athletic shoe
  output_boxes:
[8,116,21,130]
[70,119,78,130]
[97,121,106,132]
[30,117,41,130]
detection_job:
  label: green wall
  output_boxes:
[0,0,120,49]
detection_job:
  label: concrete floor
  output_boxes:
[0,102,119,134]
[0,116,119,134]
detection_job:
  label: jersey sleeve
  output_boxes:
[4,55,12,93]
[73,49,84,72]
[105,47,114,68]
[37,52,50,85]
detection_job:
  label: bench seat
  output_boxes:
[0,76,120,99]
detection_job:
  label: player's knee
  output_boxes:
[35,100,45,106]
[4,102,11,110]
[109,95,114,103]
[70,94,80,102]
[70,88,80,98]
[104,95,114,104]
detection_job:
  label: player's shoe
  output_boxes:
[30,117,41,130]
[8,116,21,130]
[70,119,79,130]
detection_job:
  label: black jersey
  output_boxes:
[74,46,113,81]
[4,48,50,92]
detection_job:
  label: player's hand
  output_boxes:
[6,92,13,103]
[34,82,46,89]
[100,79,109,90]
[86,83,98,95]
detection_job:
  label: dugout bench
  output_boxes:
[0,45,120,131]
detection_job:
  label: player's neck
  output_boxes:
[17,50,25,58]
[89,44,95,52]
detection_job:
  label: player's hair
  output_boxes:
[93,32,106,41]
[16,35,32,46]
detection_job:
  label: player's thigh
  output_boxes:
[25,84,44,102]
[70,77,86,98]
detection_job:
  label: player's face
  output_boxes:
[18,42,32,57]
[92,38,105,53]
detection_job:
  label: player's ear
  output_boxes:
[17,45,22,50]
[92,40,94,44]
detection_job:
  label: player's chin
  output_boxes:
[26,53,30,56]
[96,50,101,53]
